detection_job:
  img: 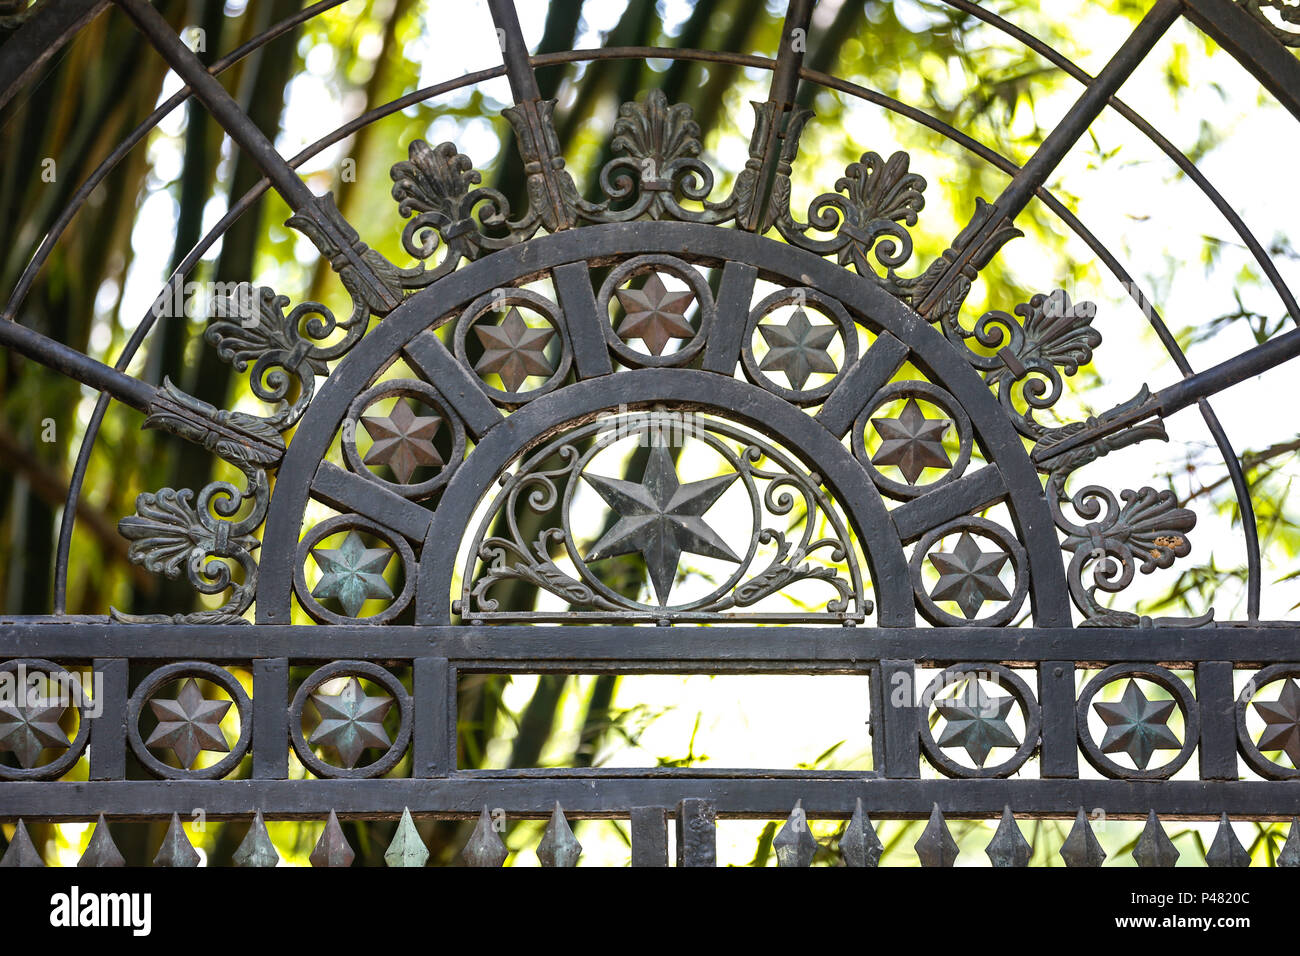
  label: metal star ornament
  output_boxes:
[1093,679,1182,770]
[582,444,741,604]
[871,398,952,483]
[311,531,394,618]
[309,676,394,769]
[935,680,1020,766]
[928,531,1012,619]
[1253,677,1300,767]
[0,696,71,769]
[614,273,696,355]
[361,399,444,483]
[757,308,838,389]
[145,678,231,769]
[474,307,555,391]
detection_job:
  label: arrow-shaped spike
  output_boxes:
[1060,808,1107,867]
[79,815,125,867]
[537,802,582,867]
[0,820,45,867]
[463,806,508,867]
[233,811,279,867]
[385,807,430,867]
[1279,817,1300,868]
[841,798,882,867]
[153,813,200,867]
[1133,810,1179,867]
[310,810,355,867]
[985,805,1030,867]
[773,800,818,867]
[915,803,958,867]
[1205,813,1250,868]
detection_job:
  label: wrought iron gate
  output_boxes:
[1,0,1299,866]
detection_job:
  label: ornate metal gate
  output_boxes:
[1,0,1299,867]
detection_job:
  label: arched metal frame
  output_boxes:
[1,0,1299,865]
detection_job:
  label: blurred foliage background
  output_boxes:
[0,0,1298,864]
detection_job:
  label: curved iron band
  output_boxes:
[415,369,903,623]
[39,46,1262,614]
[257,223,1071,628]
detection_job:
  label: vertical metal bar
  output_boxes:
[1196,661,1239,780]
[676,798,717,867]
[413,657,452,777]
[89,658,127,780]
[1038,662,1078,778]
[630,807,670,867]
[552,262,614,378]
[251,658,289,779]
[486,0,541,102]
[700,262,759,374]
[879,660,920,779]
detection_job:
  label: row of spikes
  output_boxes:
[3,803,1298,867]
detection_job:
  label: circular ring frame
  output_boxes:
[853,380,974,500]
[342,378,466,499]
[0,658,91,781]
[289,660,413,779]
[741,287,858,404]
[293,514,417,625]
[1235,663,1300,780]
[919,662,1041,778]
[127,661,252,780]
[597,254,715,368]
[909,516,1028,627]
[453,287,572,402]
[1076,663,1199,780]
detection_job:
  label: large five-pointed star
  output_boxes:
[311,531,394,618]
[361,399,444,483]
[935,681,1021,766]
[582,444,741,605]
[870,398,952,484]
[145,678,231,769]
[757,308,838,390]
[928,531,1011,619]
[1094,680,1182,770]
[309,676,393,769]
[614,273,696,355]
[0,696,71,769]
[474,307,555,392]
[1254,678,1300,767]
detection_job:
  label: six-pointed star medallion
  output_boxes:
[871,398,952,484]
[474,307,555,392]
[928,531,1011,619]
[309,676,393,769]
[311,531,394,618]
[614,273,696,355]
[360,399,444,483]
[1254,678,1300,767]
[0,695,71,769]
[757,308,838,390]
[1094,679,1182,770]
[583,444,741,604]
[935,681,1021,766]
[145,678,231,769]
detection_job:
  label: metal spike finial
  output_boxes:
[310,810,355,867]
[78,815,125,868]
[914,803,959,867]
[233,811,279,867]
[1205,813,1250,868]
[840,798,882,867]
[153,812,200,867]
[385,807,429,868]
[773,800,819,867]
[0,820,45,867]
[985,805,1031,867]
[536,802,582,868]
[1278,818,1300,868]
[463,806,508,867]
[1133,810,1179,867]
[1060,808,1107,867]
